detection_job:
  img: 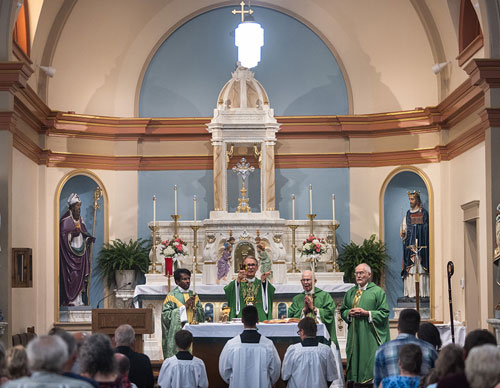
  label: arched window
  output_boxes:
[13,0,30,57]
[458,0,483,66]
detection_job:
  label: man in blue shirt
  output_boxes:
[373,308,437,387]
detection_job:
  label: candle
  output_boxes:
[193,262,196,293]
[332,194,335,221]
[292,194,295,221]
[309,184,313,214]
[174,185,178,215]
[153,195,156,225]
[193,195,197,222]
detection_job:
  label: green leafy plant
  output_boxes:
[97,238,151,287]
[339,234,388,285]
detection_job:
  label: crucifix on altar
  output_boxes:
[232,157,255,213]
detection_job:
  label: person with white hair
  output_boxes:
[465,344,500,388]
[340,263,390,387]
[3,335,93,387]
[59,193,95,306]
[114,324,154,388]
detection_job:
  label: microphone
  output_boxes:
[96,282,132,308]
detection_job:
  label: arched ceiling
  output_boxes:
[25,0,484,117]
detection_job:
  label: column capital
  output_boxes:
[0,62,33,93]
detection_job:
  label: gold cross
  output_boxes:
[232,1,253,22]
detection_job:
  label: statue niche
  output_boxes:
[234,242,255,272]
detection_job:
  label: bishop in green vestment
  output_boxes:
[288,270,339,347]
[161,268,205,359]
[224,256,274,322]
[340,263,390,385]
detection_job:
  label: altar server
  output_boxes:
[282,317,338,388]
[158,330,208,388]
[219,305,281,388]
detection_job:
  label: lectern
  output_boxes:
[92,308,153,353]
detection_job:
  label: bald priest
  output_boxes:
[224,256,274,321]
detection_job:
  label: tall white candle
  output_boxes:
[153,195,156,225]
[309,184,313,214]
[292,194,295,221]
[193,195,197,222]
[174,185,178,215]
[193,262,196,293]
[332,194,335,221]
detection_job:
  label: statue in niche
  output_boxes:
[234,241,255,272]
[60,193,95,306]
[217,241,233,284]
[400,190,429,299]
[202,234,218,262]
[257,242,273,283]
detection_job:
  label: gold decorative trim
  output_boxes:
[379,166,434,320]
[54,170,110,322]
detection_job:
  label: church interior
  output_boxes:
[1,0,500,375]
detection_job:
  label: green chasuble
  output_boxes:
[161,286,205,359]
[288,287,339,348]
[224,279,275,321]
[340,282,390,384]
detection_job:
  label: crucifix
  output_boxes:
[232,157,255,213]
[232,1,253,22]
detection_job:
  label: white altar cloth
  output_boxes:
[184,322,330,341]
[436,322,466,346]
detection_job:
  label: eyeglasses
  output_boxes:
[296,329,302,335]
[246,263,257,267]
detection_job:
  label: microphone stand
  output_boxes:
[96,282,132,308]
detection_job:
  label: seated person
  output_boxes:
[380,343,422,388]
[157,330,208,388]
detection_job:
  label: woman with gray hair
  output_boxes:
[465,344,500,388]
[79,333,120,388]
[0,343,9,385]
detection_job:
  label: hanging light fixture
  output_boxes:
[232,1,264,68]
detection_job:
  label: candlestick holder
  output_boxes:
[327,222,340,272]
[148,224,161,274]
[288,224,300,273]
[191,225,202,274]
[171,214,181,238]
[306,213,317,236]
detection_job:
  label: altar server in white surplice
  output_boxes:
[158,330,208,388]
[219,305,281,388]
[282,317,339,388]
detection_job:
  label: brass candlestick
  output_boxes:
[171,214,181,238]
[306,214,317,236]
[327,222,340,272]
[148,224,161,274]
[288,224,300,273]
[191,225,201,274]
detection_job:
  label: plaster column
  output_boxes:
[263,141,276,211]
[212,141,225,211]
[465,59,500,328]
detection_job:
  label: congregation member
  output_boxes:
[417,322,442,353]
[340,263,390,387]
[374,309,437,387]
[114,353,135,388]
[281,317,338,388]
[71,331,89,374]
[162,268,205,358]
[288,270,343,386]
[219,305,280,388]
[157,330,208,388]
[464,344,500,388]
[379,344,422,388]
[0,343,10,385]
[114,324,154,388]
[224,256,274,322]
[6,346,29,381]
[3,335,93,388]
[436,328,497,388]
[421,344,464,388]
[79,333,120,388]
[49,327,99,388]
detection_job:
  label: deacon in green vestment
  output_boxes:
[340,263,390,385]
[161,268,204,359]
[288,270,338,347]
[224,256,274,322]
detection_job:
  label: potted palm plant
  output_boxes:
[338,234,388,285]
[97,238,150,289]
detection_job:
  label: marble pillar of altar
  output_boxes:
[263,141,276,211]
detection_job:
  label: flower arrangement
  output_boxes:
[159,237,188,276]
[299,235,327,256]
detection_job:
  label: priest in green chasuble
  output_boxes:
[340,263,390,386]
[161,268,205,359]
[224,256,274,321]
